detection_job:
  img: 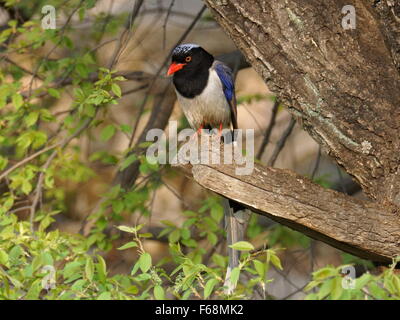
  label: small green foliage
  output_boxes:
[305,258,400,300]
[237,93,268,105]
[229,241,254,251]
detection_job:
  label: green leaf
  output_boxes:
[181,239,197,248]
[117,242,138,250]
[135,273,152,281]
[117,225,136,233]
[48,88,61,98]
[207,232,217,246]
[44,172,54,189]
[154,285,165,300]
[313,267,337,280]
[168,229,181,243]
[139,233,153,238]
[212,254,226,268]
[180,228,190,240]
[85,104,96,117]
[204,278,218,299]
[100,124,116,142]
[253,260,265,278]
[21,180,32,195]
[97,292,112,300]
[41,251,53,265]
[384,274,397,294]
[229,241,254,251]
[120,124,131,134]
[210,205,223,222]
[182,218,197,228]
[96,255,107,281]
[161,220,176,228]
[304,280,320,292]
[32,131,47,149]
[230,267,240,288]
[112,200,124,214]
[331,277,343,299]
[131,261,140,276]
[111,83,122,97]
[269,252,283,270]
[138,252,152,273]
[0,250,9,266]
[12,93,23,109]
[0,156,8,170]
[120,154,137,171]
[305,293,318,300]
[63,261,82,280]
[8,246,22,263]
[392,275,400,295]
[25,279,42,300]
[25,111,39,127]
[317,278,334,300]
[85,257,94,281]
[71,279,86,291]
[355,273,372,290]
[368,281,387,299]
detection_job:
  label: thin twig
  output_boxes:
[162,0,175,49]
[257,99,279,159]
[8,206,31,214]
[311,146,321,180]
[241,104,263,133]
[29,151,57,231]
[267,117,296,167]
[0,144,61,182]
[108,0,144,69]
[336,166,347,194]
[272,265,305,292]
[2,56,42,79]
[282,283,308,300]
[27,0,84,98]
[161,178,190,209]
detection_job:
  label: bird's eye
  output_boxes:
[185,56,192,62]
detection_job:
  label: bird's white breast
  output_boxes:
[175,69,231,130]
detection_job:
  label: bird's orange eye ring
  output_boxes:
[185,56,192,62]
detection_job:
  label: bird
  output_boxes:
[167,43,238,136]
[167,43,250,294]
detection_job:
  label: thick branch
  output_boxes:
[175,137,400,263]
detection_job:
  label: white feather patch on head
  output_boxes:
[173,43,200,56]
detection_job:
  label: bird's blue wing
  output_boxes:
[214,61,238,129]
[215,61,234,101]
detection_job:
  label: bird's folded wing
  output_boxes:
[214,61,238,130]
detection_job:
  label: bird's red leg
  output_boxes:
[190,124,203,141]
[196,124,203,136]
[218,123,223,137]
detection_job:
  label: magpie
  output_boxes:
[167,43,251,294]
[167,43,238,134]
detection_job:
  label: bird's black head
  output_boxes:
[167,44,214,77]
[167,44,214,98]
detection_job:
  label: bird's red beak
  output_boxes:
[167,62,186,76]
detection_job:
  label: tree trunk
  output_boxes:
[204,0,400,208]
[174,0,400,261]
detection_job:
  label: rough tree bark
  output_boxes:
[175,0,400,261]
[204,0,400,206]
[176,151,400,262]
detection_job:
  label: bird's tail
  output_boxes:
[222,198,251,295]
